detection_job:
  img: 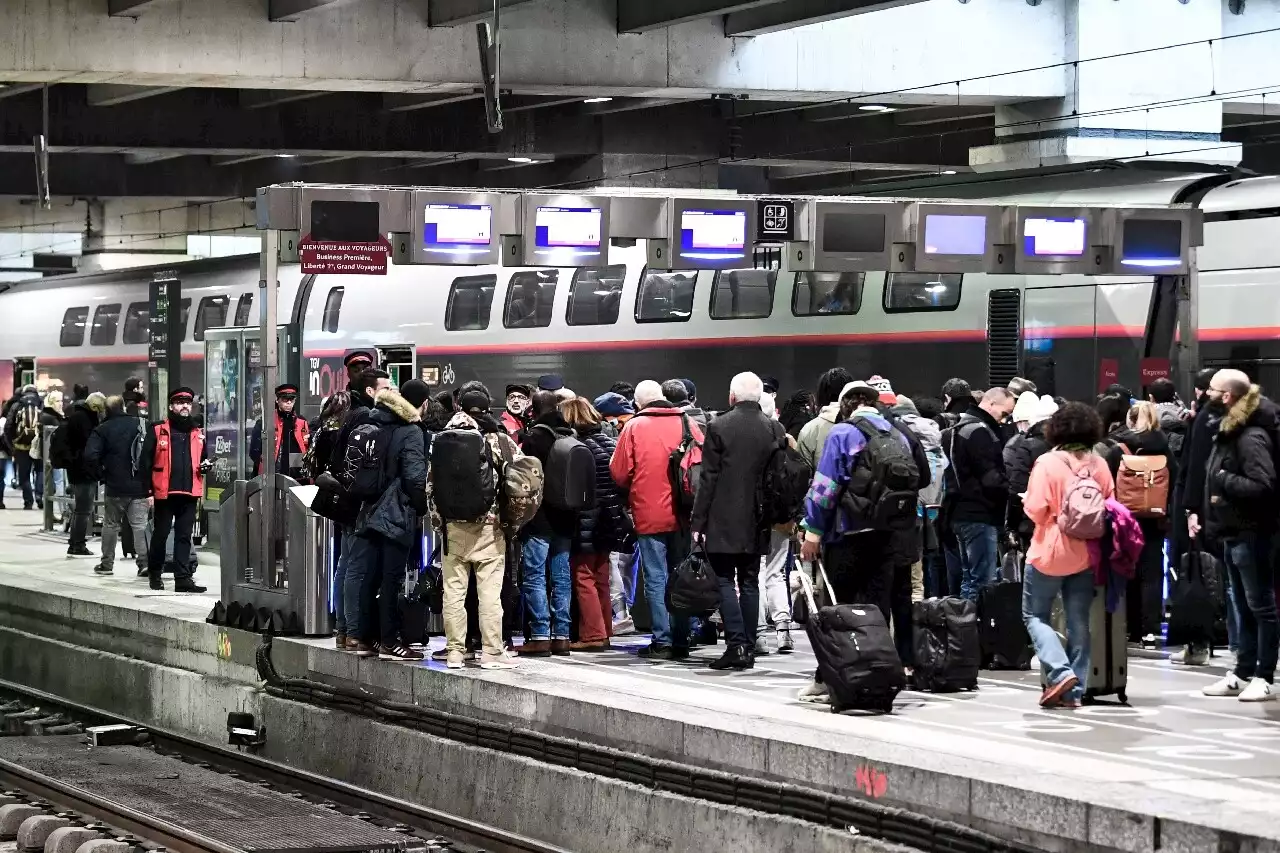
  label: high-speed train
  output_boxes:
[1,175,1278,421]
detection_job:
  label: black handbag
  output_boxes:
[1167,540,1219,646]
[666,546,720,616]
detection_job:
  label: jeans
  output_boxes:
[69,481,95,549]
[1223,532,1278,682]
[333,527,353,635]
[17,454,37,508]
[148,495,196,581]
[572,552,613,643]
[1022,564,1093,701]
[943,543,962,598]
[100,495,148,571]
[758,530,792,632]
[609,550,630,616]
[891,560,914,667]
[0,458,7,504]
[952,521,999,602]
[342,533,410,646]
[637,532,690,648]
[709,552,760,650]
[521,535,572,641]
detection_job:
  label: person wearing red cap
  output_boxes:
[250,384,310,480]
[140,387,210,593]
[343,351,374,399]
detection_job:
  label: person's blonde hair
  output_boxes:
[1128,400,1160,433]
[560,396,601,429]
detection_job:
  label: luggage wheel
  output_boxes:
[1116,689,1127,704]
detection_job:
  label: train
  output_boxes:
[1,174,1278,427]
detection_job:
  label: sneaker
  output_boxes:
[445,650,466,669]
[570,640,607,651]
[174,581,207,593]
[92,564,113,575]
[753,635,772,656]
[1203,672,1248,697]
[136,565,149,578]
[1239,677,1276,702]
[353,642,377,658]
[378,644,425,661]
[1142,633,1159,648]
[612,615,635,635]
[149,576,164,591]
[1039,674,1080,708]
[0,501,7,510]
[67,545,92,557]
[1171,645,1210,666]
[432,647,478,662]
[797,680,829,704]
[776,623,795,654]
[708,645,754,671]
[480,651,519,670]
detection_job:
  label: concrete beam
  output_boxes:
[124,151,187,164]
[268,0,364,22]
[427,0,538,27]
[617,0,782,33]
[0,84,44,102]
[725,0,927,36]
[87,85,181,106]
[107,0,177,15]
[382,91,484,112]
[239,89,329,110]
[502,96,583,114]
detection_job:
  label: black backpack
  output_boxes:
[666,547,720,616]
[535,425,596,512]
[431,428,498,522]
[841,416,920,531]
[48,422,74,469]
[337,421,394,500]
[760,428,813,526]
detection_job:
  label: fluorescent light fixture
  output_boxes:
[276,153,297,158]
[507,156,535,164]
[858,104,893,112]
[1121,257,1182,268]
[583,97,613,104]
[942,169,957,175]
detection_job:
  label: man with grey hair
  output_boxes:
[1191,369,1280,702]
[944,386,1015,601]
[633,379,664,411]
[690,372,783,670]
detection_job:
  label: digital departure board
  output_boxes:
[424,203,492,249]
[923,214,987,256]
[310,199,382,243]
[822,212,886,254]
[680,209,747,258]
[1023,216,1087,257]
[1121,218,1183,268]
[535,206,602,249]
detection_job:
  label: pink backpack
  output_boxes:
[1055,452,1107,540]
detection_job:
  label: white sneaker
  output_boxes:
[480,650,519,670]
[1171,645,1210,666]
[445,650,466,669]
[776,624,795,654]
[797,680,829,704]
[754,635,772,656]
[1239,677,1276,702]
[1203,672,1248,697]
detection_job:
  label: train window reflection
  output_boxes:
[90,303,123,346]
[884,273,962,312]
[711,270,775,320]
[194,296,230,342]
[322,287,344,334]
[793,272,864,317]
[635,269,696,323]
[234,293,254,327]
[446,274,497,331]
[60,306,89,347]
[178,298,192,342]
[567,266,625,326]
[123,303,149,345]
[504,270,559,329]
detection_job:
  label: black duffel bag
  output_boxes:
[666,546,720,616]
[1167,539,1220,646]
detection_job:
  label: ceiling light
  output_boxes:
[942,169,957,175]
[583,97,613,104]
[507,156,535,164]
[858,104,893,112]
[276,153,296,158]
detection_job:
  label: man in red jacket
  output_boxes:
[610,379,698,659]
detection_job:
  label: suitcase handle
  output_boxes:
[796,560,839,610]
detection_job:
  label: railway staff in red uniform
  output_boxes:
[141,387,209,593]
[250,384,310,480]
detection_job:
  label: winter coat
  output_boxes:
[64,395,106,485]
[500,410,527,443]
[522,411,581,540]
[945,405,1009,527]
[690,401,785,555]
[900,411,948,507]
[1004,421,1051,533]
[1177,403,1220,521]
[39,406,63,432]
[84,408,147,498]
[358,389,428,544]
[250,410,309,476]
[1156,402,1190,458]
[796,403,840,471]
[1205,385,1279,538]
[140,413,208,499]
[610,401,691,535]
[573,425,627,555]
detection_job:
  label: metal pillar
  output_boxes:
[258,230,279,581]
[1174,249,1200,405]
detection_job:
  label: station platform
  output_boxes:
[2,510,1280,853]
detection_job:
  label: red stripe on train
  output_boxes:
[36,353,205,366]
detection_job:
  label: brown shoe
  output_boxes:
[521,640,552,657]
[335,634,346,649]
[550,639,571,656]
[570,640,607,652]
[354,641,377,657]
[344,638,361,652]
[1039,674,1080,708]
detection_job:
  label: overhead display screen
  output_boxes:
[923,213,987,256]
[680,209,747,258]
[424,203,492,248]
[535,206,602,249]
[310,199,381,242]
[1023,216,1087,257]
[822,212,886,254]
[1122,218,1183,267]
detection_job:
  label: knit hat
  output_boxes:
[680,378,697,401]
[1035,394,1059,424]
[458,389,491,418]
[891,394,919,417]
[400,379,431,410]
[593,392,634,417]
[761,376,779,395]
[867,375,896,406]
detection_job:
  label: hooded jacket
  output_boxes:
[1004,421,1051,532]
[796,403,841,471]
[610,400,690,535]
[522,411,580,540]
[1205,385,1279,538]
[364,388,428,518]
[65,393,108,485]
[573,423,627,555]
[945,404,1009,527]
[1156,401,1190,458]
[84,403,147,498]
[898,410,947,507]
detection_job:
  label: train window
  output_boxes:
[566,266,625,326]
[234,293,254,327]
[793,272,864,316]
[883,273,962,312]
[445,275,496,331]
[123,302,149,345]
[635,269,697,323]
[504,270,559,329]
[59,306,89,347]
[322,287,344,333]
[193,296,230,342]
[711,269,775,320]
[90,303,123,346]
[178,298,192,342]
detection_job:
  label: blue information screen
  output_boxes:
[680,209,747,260]
[535,207,602,249]
[423,203,492,248]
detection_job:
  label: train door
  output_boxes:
[1021,285,1098,402]
[377,345,416,389]
[12,357,34,393]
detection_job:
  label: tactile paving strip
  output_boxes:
[0,736,410,853]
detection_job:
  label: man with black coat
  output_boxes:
[944,387,1016,601]
[940,377,973,427]
[1192,370,1280,702]
[65,391,108,557]
[123,378,146,418]
[690,372,786,671]
[140,388,209,592]
[84,395,149,577]
[342,351,374,396]
[250,384,310,479]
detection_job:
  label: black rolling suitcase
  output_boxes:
[797,565,905,714]
[912,597,981,692]
[978,578,1033,670]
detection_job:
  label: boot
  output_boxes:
[708,645,754,671]
[149,574,164,591]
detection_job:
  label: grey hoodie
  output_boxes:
[897,410,947,506]
[796,402,841,470]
